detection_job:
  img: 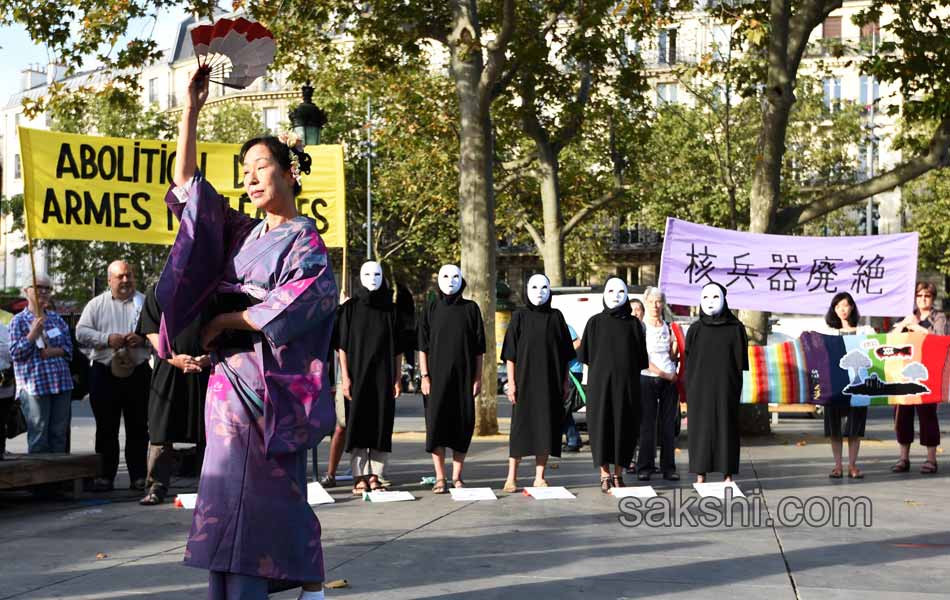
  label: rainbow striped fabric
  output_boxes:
[741,332,950,406]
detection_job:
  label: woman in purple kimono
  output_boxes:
[157,67,336,600]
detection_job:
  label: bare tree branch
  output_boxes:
[775,117,950,232]
[787,0,842,74]
[561,186,629,238]
[552,61,593,153]
[520,217,545,249]
[479,0,516,108]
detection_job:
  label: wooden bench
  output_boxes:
[0,453,100,496]
[768,403,819,424]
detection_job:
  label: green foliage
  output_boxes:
[197,102,267,144]
[0,0,217,116]
[635,75,868,234]
[47,85,175,139]
[856,1,950,122]
[313,53,461,294]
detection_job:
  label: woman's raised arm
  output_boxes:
[174,66,210,187]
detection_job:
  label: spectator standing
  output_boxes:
[77,260,150,492]
[891,281,947,475]
[821,291,874,480]
[9,273,74,454]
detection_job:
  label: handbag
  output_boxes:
[5,398,27,439]
[564,371,586,416]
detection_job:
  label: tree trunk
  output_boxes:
[449,2,498,436]
[537,142,566,286]
[744,0,796,346]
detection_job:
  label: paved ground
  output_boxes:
[1,397,949,599]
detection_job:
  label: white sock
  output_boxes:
[298,591,325,600]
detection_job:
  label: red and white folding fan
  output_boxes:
[190,17,276,89]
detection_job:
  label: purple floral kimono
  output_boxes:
[156,172,337,595]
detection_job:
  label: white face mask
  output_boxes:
[360,261,383,292]
[700,283,725,316]
[438,264,463,296]
[603,277,628,309]
[526,274,551,307]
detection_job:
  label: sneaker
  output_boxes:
[319,474,337,488]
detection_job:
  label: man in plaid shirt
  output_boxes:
[9,273,74,454]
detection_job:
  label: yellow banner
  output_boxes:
[18,127,346,247]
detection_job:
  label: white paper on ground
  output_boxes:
[610,486,658,499]
[449,487,497,501]
[306,482,336,505]
[364,490,416,503]
[176,493,197,509]
[524,486,575,500]
[692,481,745,499]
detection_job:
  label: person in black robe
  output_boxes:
[137,286,211,505]
[418,264,485,494]
[335,261,405,494]
[685,282,749,483]
[501,274,575,492]
[578,277,649,493]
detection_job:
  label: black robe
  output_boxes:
[137,287,209,445]
[418,281,486,454]
[578,301,649,467]
[501,300,575,459]
[335,283,404,453]
[685,286,749,476]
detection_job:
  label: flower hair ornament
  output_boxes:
[277,131,310,185]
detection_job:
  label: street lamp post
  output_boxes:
[288,83,327,146]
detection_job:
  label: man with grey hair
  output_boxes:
[9,272,74,454]
[77,260,151,492]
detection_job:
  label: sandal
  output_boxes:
[452,478,464,489]
[432,478,448,494]
[920,461,938,475]
[612,475,625,488]
[502,480,517,493]
[138,491,164,506]
[352,478,369,495]
[890,459,910,473]
[367,476,384,491]
[848,467,864,479]
[829,467,843,479]
[600,476,612,494]
[532,479,549,488]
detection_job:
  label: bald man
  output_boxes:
[77,261,151,492]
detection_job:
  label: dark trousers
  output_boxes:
[89,362,151,482]
[0,395,12,455]
[636,375,678,473]
[895,404,940,447]
[146,443,176,496]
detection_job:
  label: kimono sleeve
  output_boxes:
[156,171,258,357]
[137,287,161,337]
[500,310,521,363]
[555,311,577,370]
[577,319,595,365]
[418,300,434,353]
[332,303,350,352]
[737,324,750,371]
[244,226,339,349]
[470,302,486,355]
[633,319,649,372]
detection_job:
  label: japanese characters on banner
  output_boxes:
[658,218,918,317]
[18,127,346,248]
